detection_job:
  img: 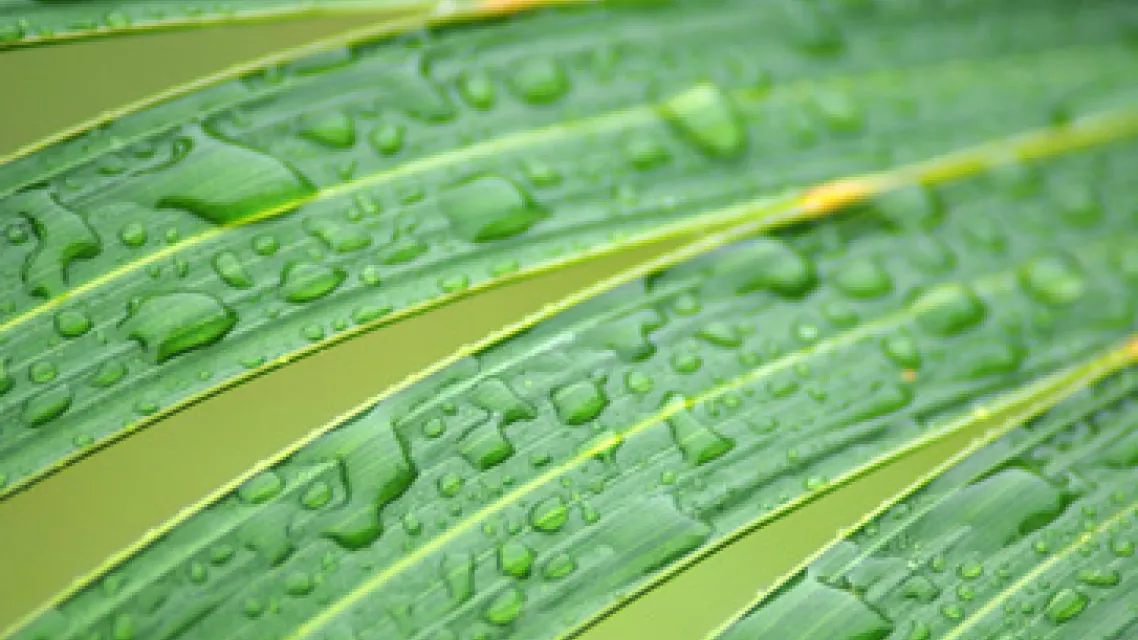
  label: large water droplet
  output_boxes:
[279,262,346,303]
[1045,588,1088,623]
[23,384,73,426]
[659,84,747,158]
[5,191,102,298]
[551,380,608,426]
[123,292,238,363]
[142,132,315,225]
[438,176,546,243]
[718,238,817,297]
[497,540,534,578]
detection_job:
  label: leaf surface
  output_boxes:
[4,0,1138,497]
[715,351,1138,640]
[9,112,1138,639]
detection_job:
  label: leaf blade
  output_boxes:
[4,0,1138,496]
[10,107,1138,639]
[715,343,1138,640]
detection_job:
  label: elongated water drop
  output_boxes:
[123,292,237,363]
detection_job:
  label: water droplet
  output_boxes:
[29,361,57,384]
[659,84,746,158]
[284,572,314,596]
[483,587,525,625]
[252,234,279,256]
[458,69,496,109]
[833,258,892,298]
[940,603,964,620]
[368,122,404,155]
[212,251,253,289]
[9,191,102,297]
[720,238,817,297]
[91,361,127,388]
[118,222,147,247]
[279,262,346,303]
[530,496,569,532]
[626,371,653,394]
[624,133,671,170]
[551,380,608,425]
[509,59,568,104]
[1020,253,1086,306]
[666,396,734,464]
[522,158,561,187]
[697,321,743,348]
[957,560,983,579]
[542,552,577,579]
[23,384,72,426]
[914,284,986,336]
[123,292,237,363]
[439,273,470,293]
[306,219,371,254]
[1076,568,1119,586]
[498,540,534,578]
[238,471,284,504]
[881,332,921,369]
[1045,588,1088,623]
[438,176,546,243]
[299,110,356,149]
[459,419,515,470]
[300,481,332,509]
[149,133,314,225]
[54,309,91,338]
[437,472,464,498]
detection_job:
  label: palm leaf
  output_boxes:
[0,0,570,48]
[714,351,1138,640]
[6,0,1135,497]
[9,104,1138,637]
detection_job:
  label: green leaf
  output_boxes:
[8,114,1138,639]
[715,348,1138,640]
[4,0,1138,497]
[0,0,556,48]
